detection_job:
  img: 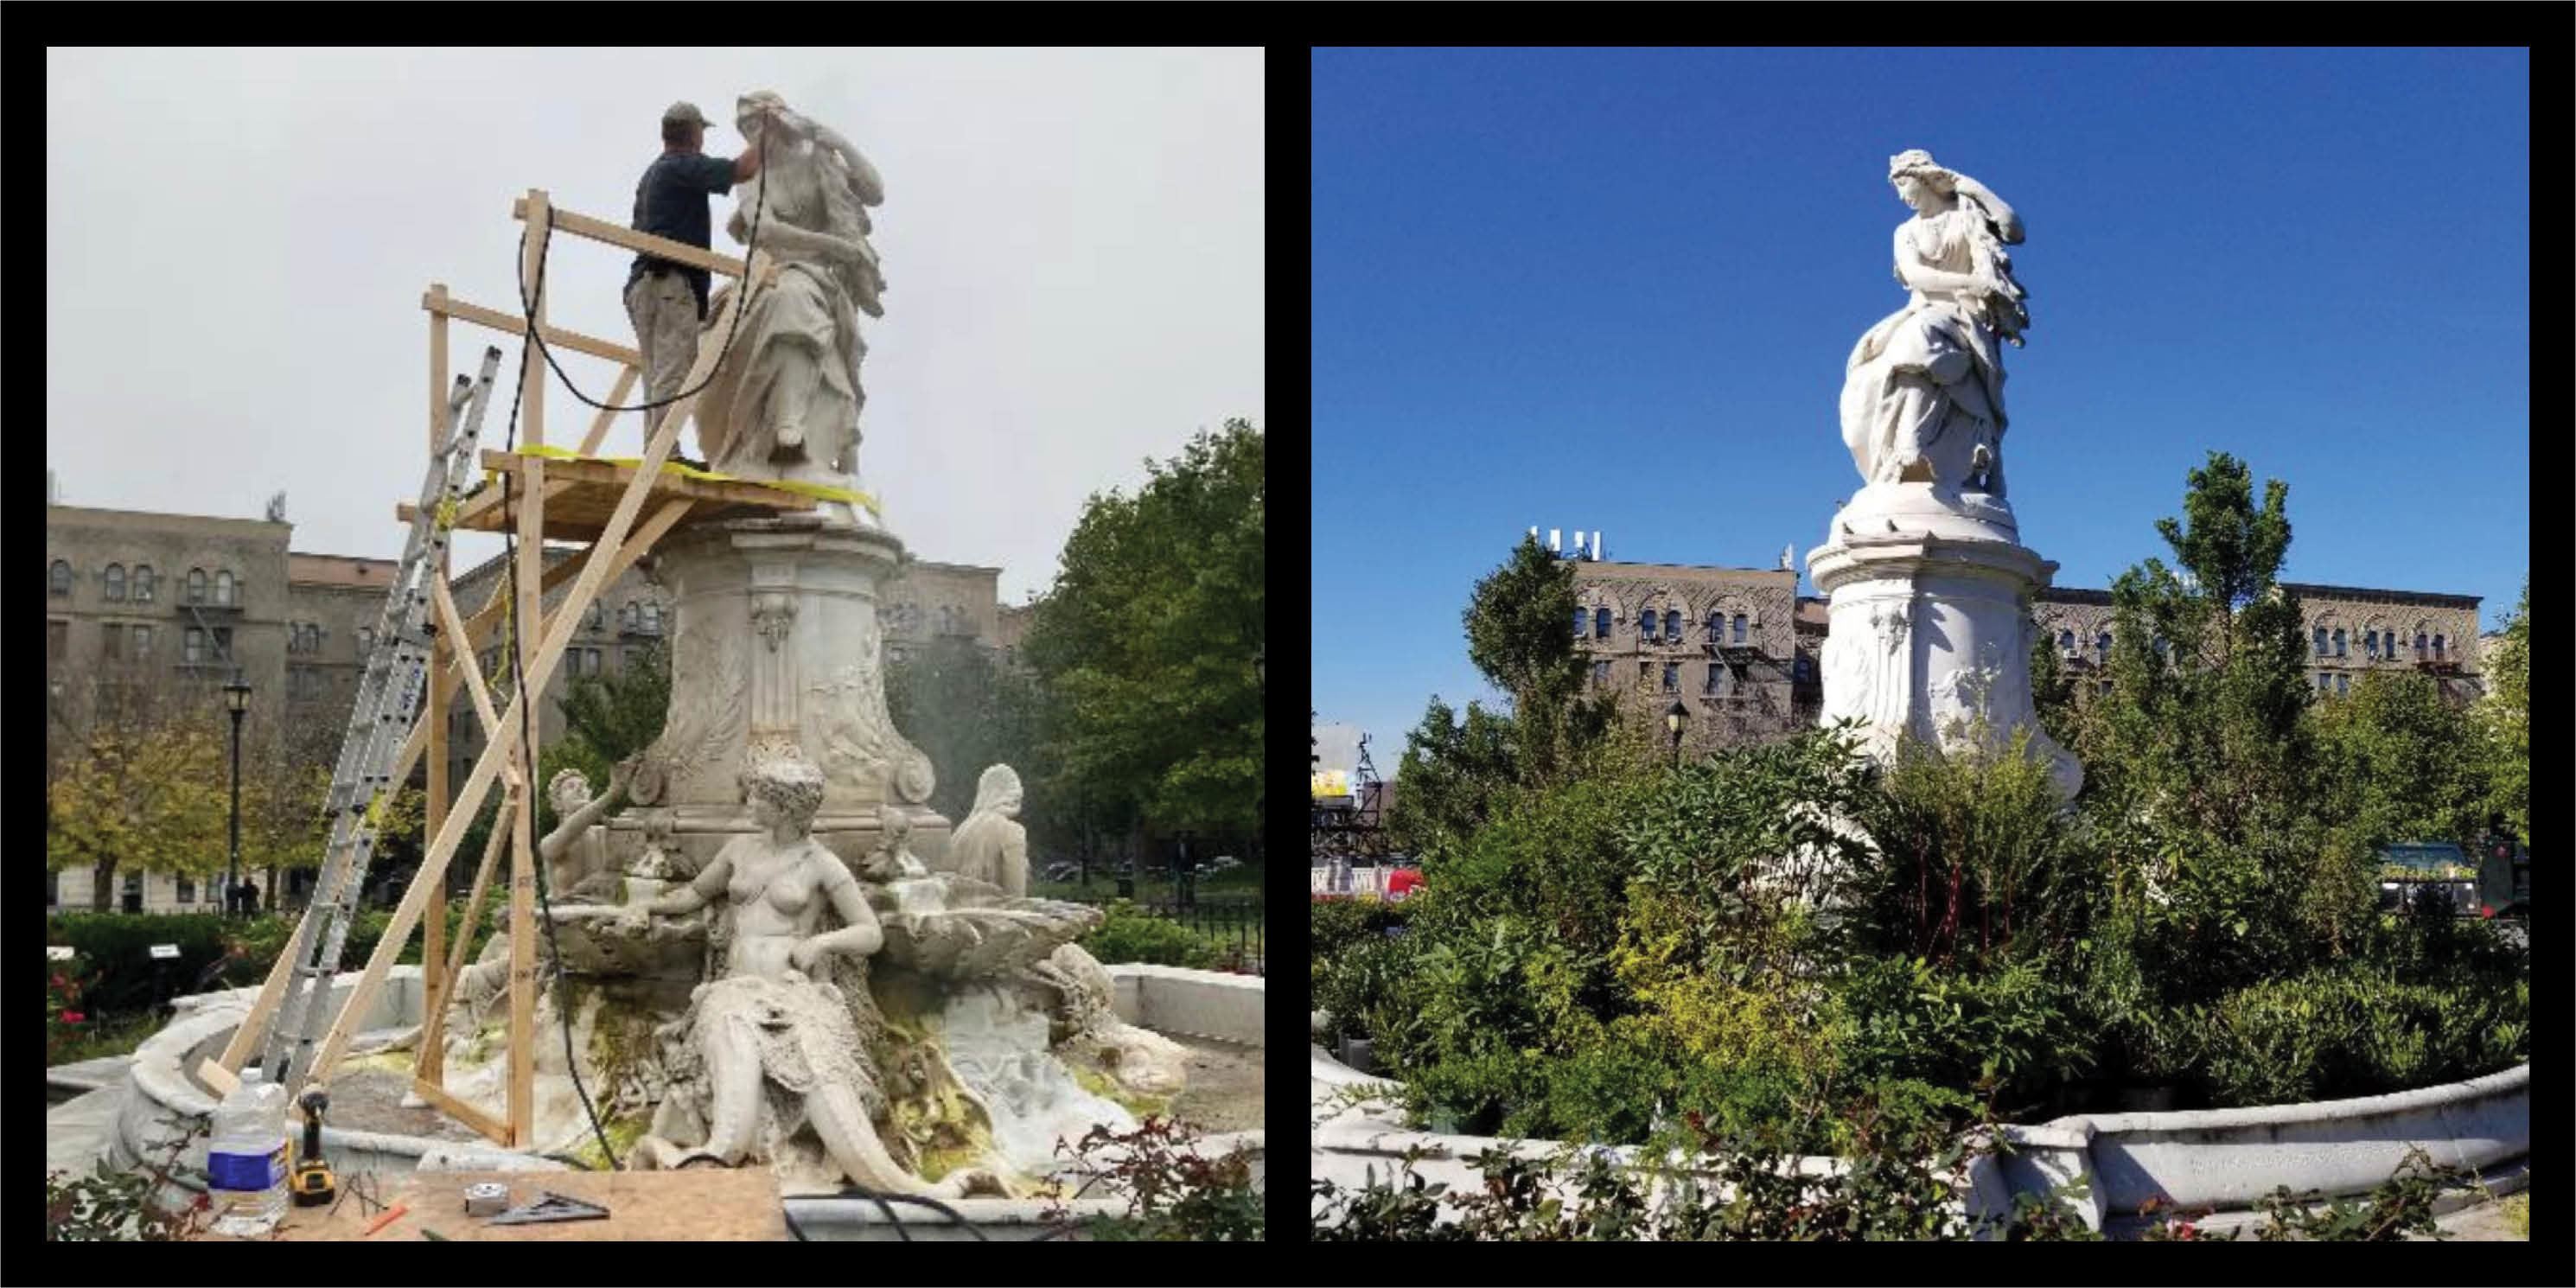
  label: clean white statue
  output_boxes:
[1839,150,2029,498]
[698,90,886,500]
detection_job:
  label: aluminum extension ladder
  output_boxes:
[251,345,505,1088]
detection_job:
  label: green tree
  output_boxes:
[2075,451,2355,994]
[2313,669,2489,853]
[2477,578,2528,844]
[1463,535,1611,785]
[1389,536,1616,860]
[1023,420,1263,849]
[888,634,1043,826]
[49,722,229,910]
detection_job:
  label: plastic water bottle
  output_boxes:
[206,1066,291,1236]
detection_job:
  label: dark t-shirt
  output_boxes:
[628,151,738,319]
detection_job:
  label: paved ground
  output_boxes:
[1166,1033,1265,1135]
[46,1082,126,1178]
[2419,1192,2527,1241]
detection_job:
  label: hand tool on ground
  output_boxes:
[486,1190,611,1225]
[290,1088,336,1208]
[365,1202,411,1237]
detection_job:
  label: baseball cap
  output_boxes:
[662,101,715,129]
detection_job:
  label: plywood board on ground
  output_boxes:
[193,1167,787,1241]
[396,450,815,541]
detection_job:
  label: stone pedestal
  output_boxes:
[1806,481,2081,798]
[621,513,949,871]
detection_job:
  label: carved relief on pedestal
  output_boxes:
[806,609,935,806]
[642,590,749,807]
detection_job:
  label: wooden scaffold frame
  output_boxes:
[202,189,819,1151]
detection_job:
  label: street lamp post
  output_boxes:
[1665,699,1689,768]
[224,673,253,917]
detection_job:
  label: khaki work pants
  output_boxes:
[624,271,700,442]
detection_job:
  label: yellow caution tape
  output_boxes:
[432,497,458,532]
[510,442,881,518]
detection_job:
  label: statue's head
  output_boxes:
[740,754,828,832]
[876,804,912,844]
[548,768,592,815]
[969,764,1023,821]
[1888,149,1957,207]
[736,90,799,143]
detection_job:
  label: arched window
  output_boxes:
[2413,631,2428,659]
[104,564,127,601]
[1663,609,1682,642]
[133,564,156,602]
[1594,607,1610,639]
[2096,631,2112,663]
[587,602,605,631]
[2311,626,2328,656]
[49,560,73,596]
[2058,628,2075,655]
[1707,611,1725,643]
[2331,628,2345,658]
[2362,629,2377,659]
[1733,614,1748,645]
[641,603,661,634]
[187,568,208,603]
[1574,608,1589,638]
[214,570,236,606]
[622,601,640,632]
[1637,606,1656,641]
[2432,634,2445,660]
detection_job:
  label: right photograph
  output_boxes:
[1308,47,2530,1241]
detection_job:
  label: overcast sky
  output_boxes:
[47,48,1263,603]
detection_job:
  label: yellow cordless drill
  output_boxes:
[290,1088,336,1208]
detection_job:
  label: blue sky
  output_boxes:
[1310,48,2529,762]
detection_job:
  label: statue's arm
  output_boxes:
[807,121,883,206]
[647,845,730,916]
[1949,174,2023,245]
[807,856,884,961]
[535,765,633,863]
[1001,827,1028,896]
[1891,224,1993,299]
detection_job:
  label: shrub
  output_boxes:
[1079,901,1219,969]
[1311,924,1419,1049]
[2188,965,2529,1107]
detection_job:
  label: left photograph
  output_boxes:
[45,46,1265,1243]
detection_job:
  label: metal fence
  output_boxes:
[1127,898,1266,976]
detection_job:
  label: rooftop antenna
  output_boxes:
[1780,544,1795,571]
[266,491,290,524]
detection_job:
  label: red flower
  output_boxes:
[61,1011,85,1023]
[2176,1221,2197,1240]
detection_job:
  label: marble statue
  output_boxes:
[861,804,928,883]
[949,766,1030,897]
[1807,149,2081,802]
[540,762,634,900]
[1840,149,2028,498]
[627,753,1000,1197]
[696,91,886,500]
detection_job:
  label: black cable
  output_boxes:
[780,1185,990,1242]
[514,124,770,418]
[479,121,777,1175]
